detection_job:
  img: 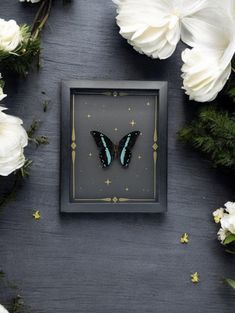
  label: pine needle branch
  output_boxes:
[178,107,235,171]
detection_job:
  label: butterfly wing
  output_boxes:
[118,131,140,167]
[90,131,114,168]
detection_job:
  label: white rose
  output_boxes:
[0,19,22,52]
[221,213,235,235]
[0,106,28,176]
[225,202,235,215]
[0,304,9,313]
[181,47,232,102]
[113,0,220,59]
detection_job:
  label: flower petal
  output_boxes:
[181,47,232,102]
[0,107,28,176]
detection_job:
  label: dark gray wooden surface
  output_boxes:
[0,1,234,313]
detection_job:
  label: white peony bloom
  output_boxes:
[225,201,235,215]
[0,19,22,52]
[181,2,235,102]
[221,213,235,235]
[113,0,219,59]
[213,208,224,224]
[217,228,229,242]
[0,107,28,176]
[0,304,9,313]
[181,47,232,102]
[19,0,41,3]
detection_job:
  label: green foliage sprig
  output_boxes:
[0,159,32,208]
[225,278,235,290]
[27,119,49,146]
[179,107,235,171]
[0,272,32,313]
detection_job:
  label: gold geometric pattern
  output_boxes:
[71,92,159,203]
[71,96,77,199]
[71,142,77,150]
[112,197,118,203]
[152,142,158,151]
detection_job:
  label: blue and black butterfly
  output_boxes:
[90,130,140,168]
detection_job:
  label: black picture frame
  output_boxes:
[60,80,168,213]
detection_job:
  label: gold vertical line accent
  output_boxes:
[153,98,158,199]
[71,94,76,199]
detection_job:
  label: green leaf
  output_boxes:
[223,234,235,245]
[225,278,235,290]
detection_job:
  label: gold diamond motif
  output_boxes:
[112,197,118,203]
[152,143,158,151]
[71,142,77,150]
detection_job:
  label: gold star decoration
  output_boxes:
[130,120,136,127]
[33,210,41,220]
[180,233,189,244]
[191,272,199,283]
[104,179,112,186]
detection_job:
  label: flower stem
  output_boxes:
[31,0,53,39]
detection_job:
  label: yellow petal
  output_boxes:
[180,233,189,244]
[213,215,221,224]
[33,210,41,220]
[191,272,199,283]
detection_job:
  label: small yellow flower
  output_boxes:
[191,272,199,283]
[180,233,189,244]
[212,208,224,224]
[33,210,41,220]
[214,215,221,223]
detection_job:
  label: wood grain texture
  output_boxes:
[0,1,234,313]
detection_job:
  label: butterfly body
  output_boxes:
[90,130,140,168]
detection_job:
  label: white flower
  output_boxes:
[0,87,6,102]
[181,47,232,102]
[221,213,235,235]
[0,86,6,102]
[0,19,22,52]
[19,0,41,3]
[0,106,28,176]
[225,202,235,215]
[181,3,235,102]
[217,228,229,242]
[213,208,224,224]
[0,304,9,313]
[113,0,218,59]
[0,74,7,102]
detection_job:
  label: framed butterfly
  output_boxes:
[90,130,140,168]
